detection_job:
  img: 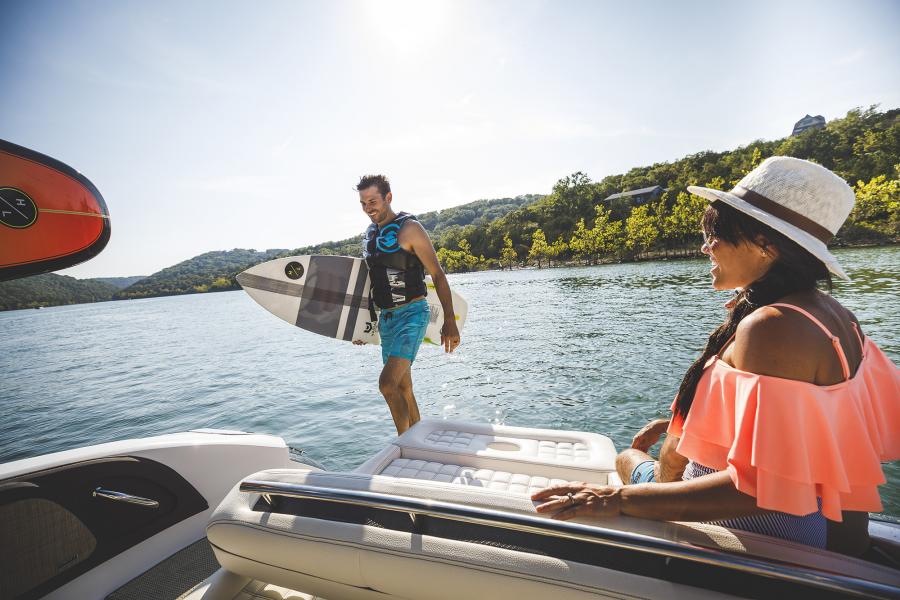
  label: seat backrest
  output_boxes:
[207,469,900,599]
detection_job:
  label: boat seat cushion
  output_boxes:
[379,458,572,495]
[386,419,616,471]
[207,469,900,599]
[207,469,695,599]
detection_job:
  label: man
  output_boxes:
[354,174,461,435]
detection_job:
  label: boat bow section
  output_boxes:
[0,430,295,600]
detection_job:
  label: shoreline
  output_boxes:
[3,242,897,312]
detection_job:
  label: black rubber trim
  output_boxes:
[255,496,877,600]
[0,456,208,599]
[0,138,111,281]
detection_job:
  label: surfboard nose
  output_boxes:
[235,271,252,288]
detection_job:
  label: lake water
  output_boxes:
[2,246,898,515]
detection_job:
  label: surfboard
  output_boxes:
[0,139,110,281]
[236,255,468,345]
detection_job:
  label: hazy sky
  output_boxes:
[2,0,898,278]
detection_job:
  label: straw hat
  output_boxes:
[688,156,856,280]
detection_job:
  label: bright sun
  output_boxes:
[364,0,450,53]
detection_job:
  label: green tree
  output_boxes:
[500,234,518,270]
[548,237,568,267]
[568,218,597,264]
[625,205,659,258]
[457,239,480,271]
[844,173,900,241]
[593,205,625,259]
[750,146,764,169]
[664,191,707,256]
[527,228,551,268]
[436,247,462,272]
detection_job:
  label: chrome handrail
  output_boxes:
[92,486,159,508]
[239,479,900,599]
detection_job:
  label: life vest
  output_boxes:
[363,212,427,309]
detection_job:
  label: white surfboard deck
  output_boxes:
[236,255,468,346]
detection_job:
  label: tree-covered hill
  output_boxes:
[116,195,545,298]
[0,274,119,310]
[434,106,899,272]
[417,195,543,233]
[89,275,146,289]
[115,248,288,299]
[287,194,544,258]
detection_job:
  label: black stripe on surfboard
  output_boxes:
[237,270,374,310]
[341,260,370,341]
[296,256,354,338]
[236,272,304,297]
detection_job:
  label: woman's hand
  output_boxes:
[631,418,670,453]
[531,482,622,521]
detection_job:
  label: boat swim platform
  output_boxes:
[355,418,620,489]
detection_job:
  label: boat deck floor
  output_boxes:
[106,538,219,600]
[107,537,320,600]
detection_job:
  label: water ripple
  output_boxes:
[1,247,897,514]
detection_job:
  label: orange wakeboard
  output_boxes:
[0,139,110,281]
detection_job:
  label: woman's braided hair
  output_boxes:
[673,201,832,420]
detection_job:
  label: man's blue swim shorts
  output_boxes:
[379,299,430,365]
[630,460,657,484]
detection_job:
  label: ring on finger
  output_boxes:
[567,492,575,505]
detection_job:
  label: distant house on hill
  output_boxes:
[791,114,826,136]
[603,185,665,207]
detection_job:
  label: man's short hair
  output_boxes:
[356,174,391,197]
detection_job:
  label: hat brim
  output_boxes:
[687,185,849,281]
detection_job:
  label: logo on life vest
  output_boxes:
[376,223,401,253]
[0,188,37,229]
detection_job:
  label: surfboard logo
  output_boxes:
[284,261,304,280]
[0,188,37,229]
[376,223,401,253]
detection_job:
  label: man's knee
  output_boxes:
[379,375,399,397]
[616,448,645,482]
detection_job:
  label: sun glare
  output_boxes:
[364,0,450,53]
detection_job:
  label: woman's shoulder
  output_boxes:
[729,295,845,381]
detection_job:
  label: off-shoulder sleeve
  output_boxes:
[668,339,900,522]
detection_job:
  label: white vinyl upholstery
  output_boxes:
[205,421,900,599]
[379,458,571,495]
[392,419,615,470]
[181,568,321,600]
[208,468,900,599]
[207,468,733,599]
[355,419,617,488]
[422,428,592,461]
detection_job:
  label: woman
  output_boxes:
[532,157,900,554]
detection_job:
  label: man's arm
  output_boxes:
[401,222,460,353]
[657,432,688,482]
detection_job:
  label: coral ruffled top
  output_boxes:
[668,303,900,522]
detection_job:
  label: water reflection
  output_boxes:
[839,268,900,294]
[556,269,709,292]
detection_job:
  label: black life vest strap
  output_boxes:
[368,286,378,324]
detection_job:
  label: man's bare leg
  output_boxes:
[398,368,421,427]
[379,357,414,434]
[615,448,656,484]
